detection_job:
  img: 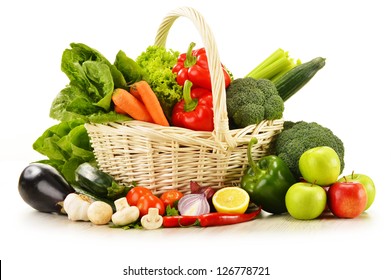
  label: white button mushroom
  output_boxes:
[111,197,140,226]
[87,201,113,225]
[140,208,163,230]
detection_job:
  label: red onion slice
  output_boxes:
[177,193,210,216]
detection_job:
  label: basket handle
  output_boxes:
[154,7,236,148]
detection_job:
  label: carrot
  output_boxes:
[112,88,154,123]
[131,81,169,126]
[129,86,142,101]
[114,104,127,115]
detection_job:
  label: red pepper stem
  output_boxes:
[183,80,198,112]
[183,42,197,68]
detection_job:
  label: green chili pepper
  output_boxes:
[240,137,296,214]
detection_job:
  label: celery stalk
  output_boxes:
[245,48,285,78]
[270,59,302,83]
[245,48,300,81]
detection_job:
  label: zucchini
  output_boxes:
[274,57,326,101]
[75,162,129,200]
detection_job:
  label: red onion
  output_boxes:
[190,181,216,211]
[190,181,216,199]
[177,193,210,216]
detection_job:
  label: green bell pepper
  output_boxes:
[240,137,296,214]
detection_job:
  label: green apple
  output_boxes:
[285,182,327,220]
[339,172,376,210]
[299,146,341,186]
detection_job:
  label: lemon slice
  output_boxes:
[212,187,250,214]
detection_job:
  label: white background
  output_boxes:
[1,0,390,279]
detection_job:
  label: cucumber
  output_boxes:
[75,162,129,200]
[274,57,326,101]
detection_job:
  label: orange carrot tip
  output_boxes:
[112,88,154,123]
[129,84,142,100]
[133,81,169,126]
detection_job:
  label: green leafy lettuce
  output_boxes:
[50,43,133,123]
[33,119,95,184]
[136,46,183,120]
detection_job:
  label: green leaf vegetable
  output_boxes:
[136,46,183,120]
[114,50,144,85]
[165,204,179,217]
[272,121,345,180]
[226,77,284,128]
[34,42,183,186]
[32,119,95,184]
[50,43,133,123]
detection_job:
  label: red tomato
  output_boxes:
[136,194,165,217]
[160,190,184,208]
[126,186,152,206]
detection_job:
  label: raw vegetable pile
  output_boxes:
[18,37,376,229]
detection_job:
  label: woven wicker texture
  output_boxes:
[85,7,284,195]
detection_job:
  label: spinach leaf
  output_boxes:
[82,61,114,111]
[50,85,99,121]
[33,119,95,184]
[114,50,143,85]
[50,43,128,123]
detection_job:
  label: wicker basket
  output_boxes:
[85,7,284,195]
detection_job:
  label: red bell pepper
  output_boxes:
[172,80,214,131]
[172,42,231,90]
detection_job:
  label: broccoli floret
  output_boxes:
[264,94,284,120]
[257,79,278,98]
[226,77,284,128]
[226,78,259,98]
[227,89,265,115]
[272,121,345,180]
[233,104,265,128]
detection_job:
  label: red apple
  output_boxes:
[338,172,376,210]
[327,181,367,218]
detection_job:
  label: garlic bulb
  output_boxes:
[63,193,93,221]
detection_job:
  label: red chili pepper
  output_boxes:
[197,207,262,227]
[171,80,214,131]
[162,215,198,228]
[172,42,231,90]
[162,207,262,228]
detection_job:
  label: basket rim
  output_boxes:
[85,118,284,150]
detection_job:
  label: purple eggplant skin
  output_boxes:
[18,163,75,214]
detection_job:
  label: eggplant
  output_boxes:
[18,163,75,214]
